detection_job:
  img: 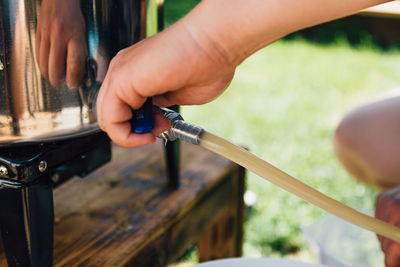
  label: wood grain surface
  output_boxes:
[0,140,244,266]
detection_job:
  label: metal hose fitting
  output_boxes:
[158,107,204,145]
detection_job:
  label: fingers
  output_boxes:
[48,35,67,88]
[97,81,145,147]
[38,35,86,89]
[375,187,400,267]
[97,56,172,148]
[97,96,151,148]
[153,107,170,134]
[38,34,50,81]
[106,111,171,148]
[97,87,135,127]
[97,94,170,148]
[36,0,87,90]
[385,243,400,267]
[153,72,234,106]
[66,39,86,89]
[103,121,156,148]
[96,23,236,148]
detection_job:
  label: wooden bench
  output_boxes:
[359,1,400,19]
[357,1,400,45]
[0,141,245,266]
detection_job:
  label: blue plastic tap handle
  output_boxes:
[130,98,154,133]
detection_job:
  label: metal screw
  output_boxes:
[51,173,60,183]
[38,161,47,172]
[0,166,8,177]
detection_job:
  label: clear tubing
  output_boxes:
[199,131,400,243]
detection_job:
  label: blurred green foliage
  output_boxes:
[163,0,400,262]
[285,16,400,50]
[164,0,200,27]
[183,40,400,260]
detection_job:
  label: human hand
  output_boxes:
[36,0,87,89]
[375,187,400,267]
[97,0,388,148]
[97,18,237,148]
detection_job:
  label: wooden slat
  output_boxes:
[197,166,245,261]
[126,177,236,266]
[0,140,244,266]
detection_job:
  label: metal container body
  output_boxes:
[0,0,157,144]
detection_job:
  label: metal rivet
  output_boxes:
[0,166,8,177]
[38,161,47,172]
[51,173,60,183]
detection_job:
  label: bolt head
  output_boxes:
[0,166,8,177]
[51,173,60,183]
[38,161,47,172]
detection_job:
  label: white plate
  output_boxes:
[194,258,327,267]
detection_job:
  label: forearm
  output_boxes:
[180,0,389,65]
[97,0,390,148]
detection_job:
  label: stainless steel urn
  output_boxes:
[0,0,159,145]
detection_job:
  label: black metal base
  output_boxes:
[164,105,180,189]
[0,126,181,266]
[0,184,54,267]
[0,132,112,267]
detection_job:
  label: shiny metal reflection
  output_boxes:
[0,0,156,145]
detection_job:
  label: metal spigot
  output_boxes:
[158,108,203,145]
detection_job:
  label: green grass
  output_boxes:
[182,40,400,259]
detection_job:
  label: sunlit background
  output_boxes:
[165,1,400,266]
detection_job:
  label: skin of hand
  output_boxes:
[97,0,388,148]
[375,187,400,267]
[96,21,237,148]
[36,0,87,89]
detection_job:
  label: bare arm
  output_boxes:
[97,0,389,148]
[185,0,388,63]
